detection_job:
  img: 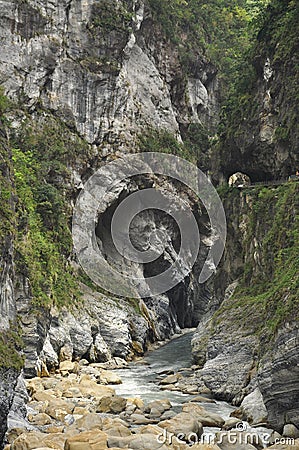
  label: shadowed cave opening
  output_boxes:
[95,186,199,329]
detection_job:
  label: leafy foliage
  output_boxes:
[7,114,90,309]
[138,128,197,163]
[214,183,299,342]
[220,0,299,145]
[148,0,267,87]
[0,325,24,370]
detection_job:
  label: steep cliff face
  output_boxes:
[0,0,298,445]
[192,2,299,430]
[0,0,221,442]
[192,183,299,431]
[217,0,299,181]
[0,0,219,147]
[0,0,219,352]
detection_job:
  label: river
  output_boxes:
[112,331,235,420]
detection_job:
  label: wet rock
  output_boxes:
[159,373,182,385]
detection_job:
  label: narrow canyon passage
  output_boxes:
[112,331,235,416]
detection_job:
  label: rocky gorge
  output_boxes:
[0,0,298,448]
[4,332,299,450]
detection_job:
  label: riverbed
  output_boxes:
[111,331,235,420]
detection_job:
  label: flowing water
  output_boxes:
[110,330,272,446]
[112,331,235,419]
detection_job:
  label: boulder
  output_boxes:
[129,414,154,425]
[78,379,115,399]
[90,333,111,363]
[96,396,126,414]
[159,373,182,385]
[222,418,242,431]
[159,410,176,420]
[40,336,59,371]
[64,430,107,450]
[45,398,75,421]
[283,424,299,439]
[215,430,263,450]
[158,412,203,438]
[146,399,172,415]
[182,403,225,427]
[239,388,268,425]
[267,442,299,450]
[102,423,131,437]
[10,431,66,450]
[126,397,144,410]
[27,413,53,426]
[26,378,44,396]
[59,361,77,375]
[107,434,168,450]
[99,370,122,385]
[63,387,83,399]
[32,391,55,403]
[73,413,103,431]
[258,324,299,432]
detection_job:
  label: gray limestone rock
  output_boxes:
[258,324,299,433]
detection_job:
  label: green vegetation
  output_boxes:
[0,325,24,370]
[9,116,88,308]
[213,183,299,343]
[148,0,268,87]
[138,127,212,165]
[221,0,299,144]
[86,0,133,72]
[91,0,133,33]
[0,94,91,309]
